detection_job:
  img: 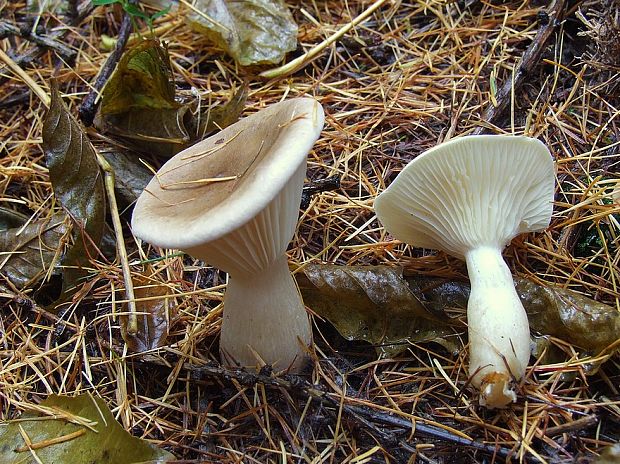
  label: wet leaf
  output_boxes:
[121,273,173,352]
[102,152,152,209]
[0,208,31,231]
[297,264,458,358]
[191,84,248,137]
[188,0,297,66]
[595,443,620,464]
[94,40,246,158]
[0,394,175,463]
[42,84,106,297]
[99,39,177,115]
[517,279,620,353]
[296,264,620,359]
[94,38,189,158]
[0,215,67,289]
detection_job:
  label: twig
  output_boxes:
[78,9,134,126]
[0,20,76,61]
[474,0,567,133]
[301,176,341,209]
[544,415,599,437]
[181,360,517,460]
[0,5,92,85]
[259,0,389,79]
[94,154,139,335]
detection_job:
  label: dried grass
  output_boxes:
[1,0,619,462]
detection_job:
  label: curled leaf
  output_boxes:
[95,39,247,157]
[94,39,189,158]
[188,0,298,66]
[0,215,67,289]
[0,394,175,463]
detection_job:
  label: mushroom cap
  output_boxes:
[374,135,555,259]
[131,98,324,252]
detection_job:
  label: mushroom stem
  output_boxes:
[465,246,531,408]
[220,256,312,372]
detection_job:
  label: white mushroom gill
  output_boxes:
[132,98,325,373]
[374,135,555,408]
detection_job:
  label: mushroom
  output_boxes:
[374,135,555,408]
[131,97,324,372]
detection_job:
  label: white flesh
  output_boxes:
[465,246,531,408]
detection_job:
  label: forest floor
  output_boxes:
[1,0,619,462]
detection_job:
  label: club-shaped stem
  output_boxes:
[465,246,531,408]
[219,256,312,371]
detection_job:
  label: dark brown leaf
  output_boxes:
[297,264,458,358]
[121,273,173,352]
[42,84,106,297]
[0,215,67,289]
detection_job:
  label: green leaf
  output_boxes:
[121,272,173,352]
[123,3,150,20]
[99,39,177,115]
[0,394,175,463]
[296,264,458,358]
[92,0,120,5]
[42,84,106,297]
[188,0,298,66]
[0,215,67,289]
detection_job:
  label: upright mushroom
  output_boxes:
[132,98,324,372]
[374,135,555,408]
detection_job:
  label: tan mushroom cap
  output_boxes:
[374,135,555,258]
[131,98,324,253]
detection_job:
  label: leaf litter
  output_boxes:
[0,0,619,462]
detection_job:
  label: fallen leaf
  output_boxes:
[0,215,67,289]
[42,83,106,298]
[297,264,458,358]
[0,207,31,231]
[595,443,620,464]
[188,0,298,66]
[517,279,620,353]
[102,151,152,209]
[94,40,246,158]
[296,264,620,359]
[94,38,189,158]
[189,84,248,137]
[0,394,175,463]
[121,272,173,352]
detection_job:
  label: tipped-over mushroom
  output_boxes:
[375,135,555,408]
[132,98,324,373]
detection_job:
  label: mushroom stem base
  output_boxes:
[220,256,312,373]
[465,246,531,408]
